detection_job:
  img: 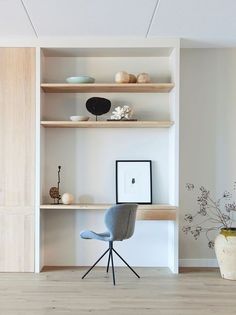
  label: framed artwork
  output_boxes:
[116,160,152,204]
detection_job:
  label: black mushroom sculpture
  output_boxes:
[86,97,111,121]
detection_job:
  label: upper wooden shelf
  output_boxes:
[41,121,174,128]
[40,203,177,221]
[40,83,174,93]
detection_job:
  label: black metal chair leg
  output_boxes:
[110,247,116,285]
[82,248,109,279]
[112,248,140,279]
[106,250,111,273]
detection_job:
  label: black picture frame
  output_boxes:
[116,160,152,204]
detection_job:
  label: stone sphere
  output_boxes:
[62,193,74,205]
[128,74,137,83]
[137,73,151,83]
[115,71,129,83]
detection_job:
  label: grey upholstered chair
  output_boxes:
[80,204,140,285]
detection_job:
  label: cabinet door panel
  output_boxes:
[0,48,35,272]
[0,209,34,272]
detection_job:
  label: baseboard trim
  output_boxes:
[179,259,218,267]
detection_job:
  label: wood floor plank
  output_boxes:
[0,268,235,315]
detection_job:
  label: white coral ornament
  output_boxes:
[111,106,133,120]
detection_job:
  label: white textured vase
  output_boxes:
[215,228,236,280]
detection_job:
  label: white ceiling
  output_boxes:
[0,0,236,47]
[0,0,35,37]
[150,0,236,48]
[23,0,157,37]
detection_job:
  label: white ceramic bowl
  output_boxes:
[70,116,89,121]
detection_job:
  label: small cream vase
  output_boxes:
[215,228,236,280]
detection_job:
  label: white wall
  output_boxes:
[180,49,236,266]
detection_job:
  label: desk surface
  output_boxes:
[40,203,177,221]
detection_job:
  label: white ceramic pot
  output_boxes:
[215,228,236,280]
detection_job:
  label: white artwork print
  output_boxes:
[117,161,151,203]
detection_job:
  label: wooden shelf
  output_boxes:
[40,83,174,93]
[40,203,177,221]
[41,121,174,128]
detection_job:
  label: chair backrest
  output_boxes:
[104,204,138,241]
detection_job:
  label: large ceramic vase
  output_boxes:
[215,228,236,280]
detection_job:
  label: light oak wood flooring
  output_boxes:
[0,267,235,315]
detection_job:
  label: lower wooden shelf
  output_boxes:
[40,203,177,221]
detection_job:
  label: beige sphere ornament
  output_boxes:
[62,193,74,205]
[115,71,129,83]
[128,74,137,83]
[137,73,151,83]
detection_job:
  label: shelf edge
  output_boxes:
[40,121,175,128]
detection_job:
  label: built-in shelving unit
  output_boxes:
[37,40,180,274]
[40,121,174,128]
[40,204,177,221]
[41,83,174,93]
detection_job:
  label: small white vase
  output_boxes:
[215,228,236,280]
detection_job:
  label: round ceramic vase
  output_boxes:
[215,228,236,280]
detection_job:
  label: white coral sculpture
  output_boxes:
[111,105,133,120]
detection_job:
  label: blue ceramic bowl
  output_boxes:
[66,76,95,84]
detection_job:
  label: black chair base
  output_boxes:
[81,241,140,285]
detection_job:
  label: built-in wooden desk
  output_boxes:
[40,203,177,221]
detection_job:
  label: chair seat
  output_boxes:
[80,230,112,241]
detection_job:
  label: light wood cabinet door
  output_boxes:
[0,48,35,272]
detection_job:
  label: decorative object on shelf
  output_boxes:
[115,71,130,83]
[66,76,95,84]
[114,71,137,84]
[109,105,134,120]
[70,116,89,121]
[183,183,236,280]
[86,97,111,121]
[128,74,137,83]
[137,73,151,83]
[49,165,62,204]
[62,193,74,205]
[116,160,152,204]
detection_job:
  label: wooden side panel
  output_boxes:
[0,209,34,272]
[0,48,35,272]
